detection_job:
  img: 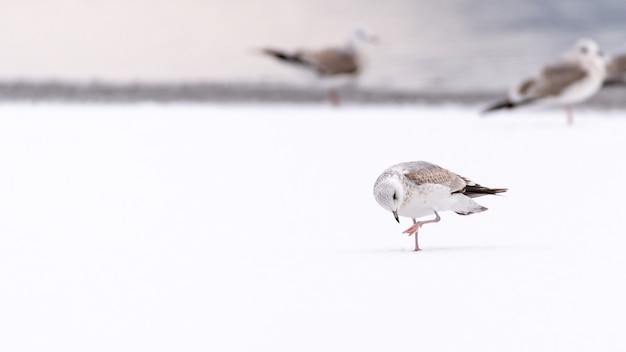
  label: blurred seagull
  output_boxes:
[373,161,507,251]
[259,28,378,105]
[483,38,606,125]
[605,53,626,85]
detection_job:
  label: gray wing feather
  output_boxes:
[401,161,467,193]
[516,77,537,97]
[303,48,359,76]
[397,161,507,197]
[532,61,587,97]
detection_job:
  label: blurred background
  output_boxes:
[0,0,625,98]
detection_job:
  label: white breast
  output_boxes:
[399,183,486,219]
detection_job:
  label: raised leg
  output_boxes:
[402,211,441,251]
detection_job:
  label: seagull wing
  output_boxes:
[401,161,507,197]
[532,60,587,97]
[303,47,359,76]
[401,162,467,193]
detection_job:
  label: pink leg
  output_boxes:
[402,212,441,251]
[566,106,573,126]
[329,89,340,106]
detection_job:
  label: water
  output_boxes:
[0,0,624,90]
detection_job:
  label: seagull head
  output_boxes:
[348,27,379,47]
[373,175,405,223]
[573,38,603,58]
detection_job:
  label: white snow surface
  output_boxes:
[1,103,626,351]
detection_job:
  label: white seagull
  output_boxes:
[483,38,606,125]
[373,161,507,251]
[259,28,378,105]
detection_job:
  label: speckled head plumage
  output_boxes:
[573,38,602,58]
[373,171,406,223]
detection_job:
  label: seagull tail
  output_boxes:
[481,99,516,114]
[481,97,537,115]
[455,205,488,215]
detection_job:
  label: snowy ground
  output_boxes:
[1,103,625,351]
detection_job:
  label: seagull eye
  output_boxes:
[392,192,397,200]
[580,47,588,54]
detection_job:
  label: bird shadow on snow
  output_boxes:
[356,244,525,255]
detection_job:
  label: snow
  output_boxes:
[1,103,626,351]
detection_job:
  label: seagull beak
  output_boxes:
[392,210,399,223]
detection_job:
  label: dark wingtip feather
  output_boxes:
[482,97,540,115]
[603,79,626,87]
[463,185,508,198]
[258,48,306,66]
[481,100,516,114]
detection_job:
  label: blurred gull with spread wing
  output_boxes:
[483,38,606,125]
[373,161,507,251]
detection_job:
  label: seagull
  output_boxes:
[259,28,378,105]
[373,161,507,251]
[483,38,606,125]
[605,53,626,85]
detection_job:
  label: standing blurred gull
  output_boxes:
[259,28,377,105]
[373,161,507,251]
[483,39,606,125]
